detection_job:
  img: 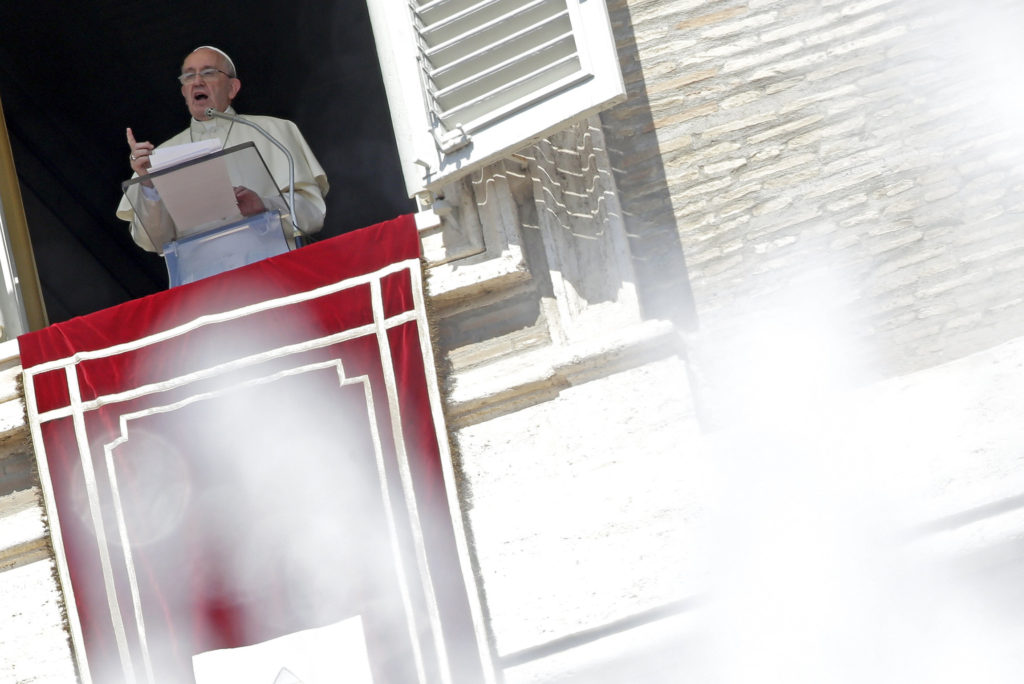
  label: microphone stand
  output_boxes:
[205,107,302,236]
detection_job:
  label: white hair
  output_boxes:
[191,45,237,77]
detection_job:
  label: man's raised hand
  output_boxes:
[126,127,155,175]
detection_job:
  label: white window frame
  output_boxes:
[366,0,626,197]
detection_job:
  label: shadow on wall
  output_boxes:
[600,0,697,331]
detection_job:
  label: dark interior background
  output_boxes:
[0,1,414,324]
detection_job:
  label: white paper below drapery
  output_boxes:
[192,616,373,684]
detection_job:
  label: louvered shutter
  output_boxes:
[368,0,625,196]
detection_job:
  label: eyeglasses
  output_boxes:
[178,68,233,85]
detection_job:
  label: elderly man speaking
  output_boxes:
[116,46,329,253]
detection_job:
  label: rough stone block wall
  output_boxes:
[0,350,77,683]
[604,0,1024,396]
[455,355,703,681]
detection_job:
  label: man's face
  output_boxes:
[180,49,240,121]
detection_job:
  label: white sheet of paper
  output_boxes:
[150,151,242,235]
[149,139,221,171]
[191,616,374,684]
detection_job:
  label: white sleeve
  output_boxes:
[262,188,326,237]
[122,183,176,253]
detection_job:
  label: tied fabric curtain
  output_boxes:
[19,215,487,684]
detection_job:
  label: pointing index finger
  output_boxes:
[126,127,137,148]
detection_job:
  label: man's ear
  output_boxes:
[229,78,241,101]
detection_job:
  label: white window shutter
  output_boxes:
[367,0,626,197]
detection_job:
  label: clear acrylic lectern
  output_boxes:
[121,142,299,287]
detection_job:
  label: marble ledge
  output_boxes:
[444,319,685,429]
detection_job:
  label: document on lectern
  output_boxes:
[149,139,221,171]
[149,140,242,235]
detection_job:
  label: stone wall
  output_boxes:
[0,340,77,683]
[603,0,1024,408]
[448,0,1024,678]
[423,111,701,680]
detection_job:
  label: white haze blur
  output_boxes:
[697,306,1024,684]
[653,5,1024,683]
[502,276,1024,683]
[83,300,423,684]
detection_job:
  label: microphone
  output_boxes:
[205,107,302,235]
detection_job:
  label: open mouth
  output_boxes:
[194,92,209,103]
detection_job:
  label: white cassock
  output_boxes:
[116,107,329,252]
